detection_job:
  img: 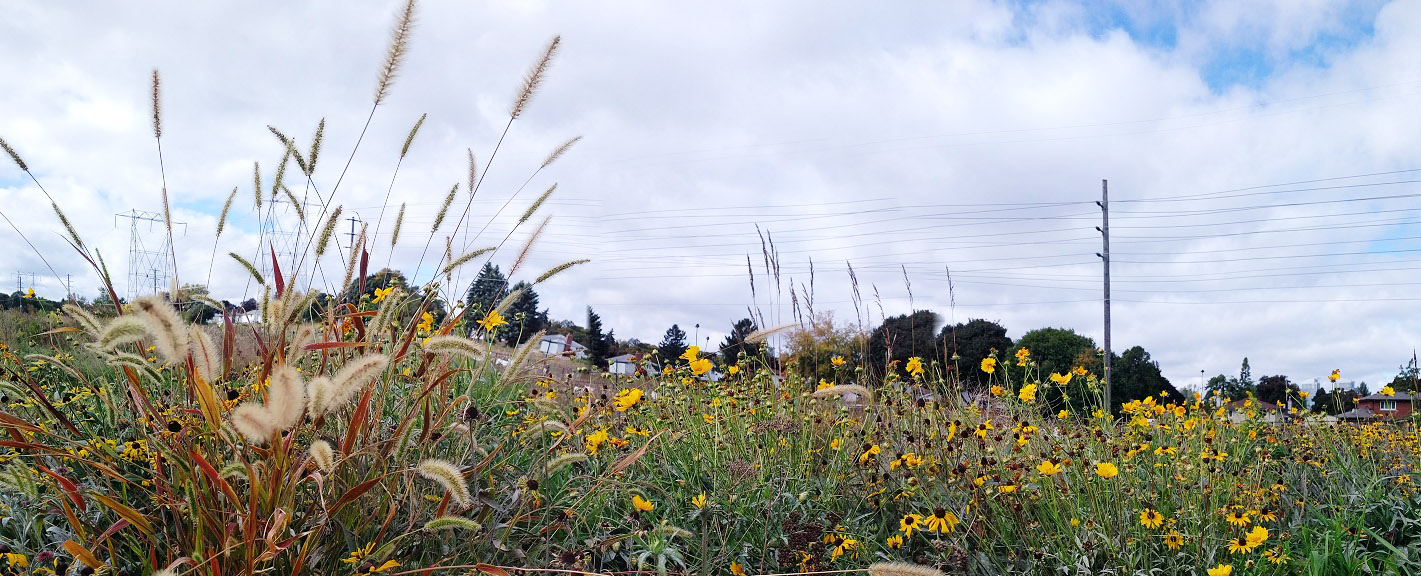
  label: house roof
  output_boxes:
[1338,407,1376,420]
[1360,392,1414,402]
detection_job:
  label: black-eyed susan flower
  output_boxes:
[858,444,881,465]
[1329,369,1341,382]
[1224,509,1250,526]
[1164,530,1184,550]
[1139,508,1164,529]
[1227,535,1257,554]
[885,534,903,549]
[899,513,922,537]
[343,543,400,574]
[923,508,959,533]
[1263,547,1288,565]
[1207,565,1232,576]
[584,429,609,454]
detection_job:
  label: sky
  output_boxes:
[3,0,1420,392]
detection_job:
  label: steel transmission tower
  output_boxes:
[116,209,185,301]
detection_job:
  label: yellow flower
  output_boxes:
[831,355,846,367]
[1095,462,1119,479]
[1228,535,1257,554]
[23,288,34,299]
[990,385,1006,397]
[1015,347,1030,366]
[1049,372,1071,385]
[817,380,832,391]
[730,562,746,576]
[905,356,924,377]
[1224,509,1250,526]
[1207,564,1233,576]
[372,286,394,304]
[416,312,434,334]
[689,358,713,376]
[614,388,644,411]
[1018,383,1037,403]
[899,513,922,537]
[1072,366,1088,376]
[858,444,881,465]
[1038,460,1063,476]
[981,357,997,374]
[1164,530,1184,550]
[1139,508,1164,529]
[1329,369,1341,382]
[477,310,508,331]
[632,494,655,512]
[3,553,28,569]
[585,428,609,454]
[1381,385,1396,396]
[923,508,959,533]
[692,493,708,509]
[1057,410,1069,419]
[1246,525,1269,547]
[997,484,1018,494]
[344,542,399,573]
[727,365,740,375]
[681,346,700,362]
[885,534,903,549]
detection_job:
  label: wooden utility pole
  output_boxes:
[1096,180,1112,410]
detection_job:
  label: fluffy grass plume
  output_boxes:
[745,322,799,344]
[94,314,144,349]
[467,148,478,191]
[341,223,367,294]
[519,184,556,225]
[543,452,587,476]
[510,215,549,276]
[868,563,945,576]
[51,202,84,251]
[421,335,487,360]
[151,69,162,139]
[230,252,264,285]
[391,202,406,247]
[309,440,336,474]
[316,205,343,258]
[230,403,275,444]
[216,187,237,239]
[306,376,334,416]
[441,246,495,278]
[0,136,27,171]
[63,303,101,337]
[306,118,325,175]
[424,516,481,532]
[511,36,561,119]
[517,420,570,442]
[267,363,307,430]
[375,0,418,105]
[535,258,589,284]
[134,295,190,363]
[273,144,291,195]
[318,354,389,415]
[541,135,582,169]
[281,185,305,222]
[401,113,426,158]
[252,162,262,209]
[431,183,458,232]
[417,459,471,507]
[189,325,221,382]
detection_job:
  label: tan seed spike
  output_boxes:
[391,203,405,247]
[316,205,343,258]
[541,135,582,169]
[510,216,549,277]
[266,363,306,431]
[63,303,101,337]
[535,259,589,284]
[217,187,237,239]
[134,295,190,363]
[150,69,162,139]
[189,325,221,382]
[431,183,458,232]
[375,0,418,105]
[230,403,275,443]
[97,316,147,350]
[309,440,336,474]
[401,113,426,158]
[511,36,561,119]
[417,459,471,507]
[0,136,28,171]
[867,563,945,576]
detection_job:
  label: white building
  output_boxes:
[539,333,588,359]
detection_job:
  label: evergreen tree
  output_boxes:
[658,324,689,367]
[585,307,611,370]
[719,318,762,365]
[866,310,939,381]
[465,263,507,317]
[1108,346,1181,413]
[501,281,546,346]
[938,319,1013,390]
[1256,375,1300,407]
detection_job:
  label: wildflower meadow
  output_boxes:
[1,3,1419,576]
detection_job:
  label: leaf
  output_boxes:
[270,246,285,298]
[474,564,510,576]
[189,448,240,505]
[191,371,222,430]
[63,540,103,570]
[37,327,83,336]
[39,465,85,512]
[89,492,155,535]
[330,476,384,515]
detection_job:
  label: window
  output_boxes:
[1381,400,1398,412]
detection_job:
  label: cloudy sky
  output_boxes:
[3,0,1419,391]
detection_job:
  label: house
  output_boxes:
[539,334,587,359]
[1354,392,1414,420]
[608,354,659,376]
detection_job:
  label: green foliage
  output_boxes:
[866,310,938,381]
[500,281,546,346]
[585,306,612,369]
[1108,345,1181,411]
[657,323,688,367]
[937,318,1011,391]
[718,318,762,366]
[1010,327,1096,378]
[464,263,507,318]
